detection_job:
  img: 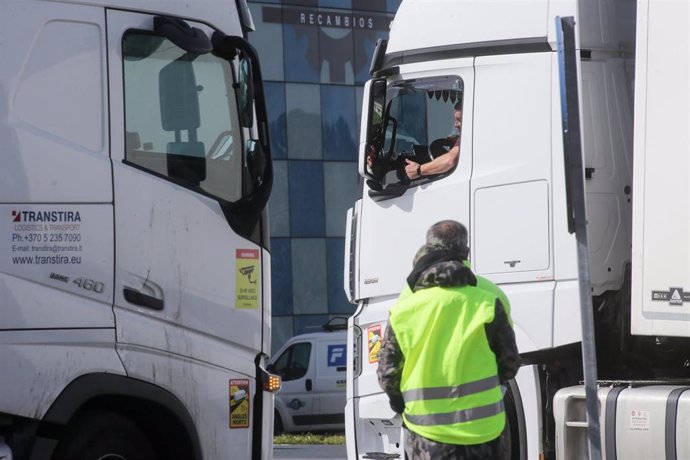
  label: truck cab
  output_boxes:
[0,1,278,459]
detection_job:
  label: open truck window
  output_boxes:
[364,75,463,195]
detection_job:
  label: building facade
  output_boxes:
[247,0,400,352]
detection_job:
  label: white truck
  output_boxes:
[0,1,279,459]
[344,0,690,458]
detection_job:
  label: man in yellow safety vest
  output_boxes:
[377,220,520,459]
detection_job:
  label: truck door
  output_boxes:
[348,60,475,444]
[314,337,347,426]
[357,61,475,302]
[106,10,269,457]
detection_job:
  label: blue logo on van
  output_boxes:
[327,345,347,367]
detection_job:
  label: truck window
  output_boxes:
[122,32,243,203]
[365,76,463,192]
[271,342,312,381]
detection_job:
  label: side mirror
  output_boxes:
[246,139,266,187]
[238,57,255,128]
[361,78,388,182]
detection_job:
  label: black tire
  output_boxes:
[273,411,284,436]
[53,410,156,460]
[503,387,522,460]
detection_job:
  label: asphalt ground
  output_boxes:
[273,444,347,459]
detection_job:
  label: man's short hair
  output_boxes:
[426,220,469,259]
[454,101,462,111]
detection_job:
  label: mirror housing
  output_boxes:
[238,58,255,128]
[360,78,387,182]
[246,139,266,187]
[153,16,211,54]
[211,32,274,242]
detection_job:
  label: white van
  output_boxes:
[268,321,347,433]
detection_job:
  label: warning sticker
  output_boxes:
[236,249,260,309]
[629,409,650,432]
[368,324,382,364]
[652,287,690,306]
[229,379,250,429]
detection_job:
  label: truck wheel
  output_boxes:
[503,387,522,460]
[53,410,156,460]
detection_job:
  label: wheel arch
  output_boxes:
[29,373,202,460]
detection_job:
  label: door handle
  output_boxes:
[123,287,164,311]
[305,378,312,392]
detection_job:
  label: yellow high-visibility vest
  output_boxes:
[389,285,505,445]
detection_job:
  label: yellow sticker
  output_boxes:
[236,249,260,309]
[229,379,250,429]
[368,324,382,363]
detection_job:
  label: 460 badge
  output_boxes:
[49,272,105,294]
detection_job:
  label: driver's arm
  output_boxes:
[404,143,459,179]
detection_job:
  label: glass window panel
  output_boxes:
[356,86,364,140]
[269,161,290,236]
[271,316,295,355]
[294,314,331,335]
[123,33,243,203]
[353,0,386,11]
[354,29,389,84]
[387,0,402,13]
[324,162,358,237]
[286,84,322,159]
[283,12,320,83]
[319,26,354,84]
[248,4,285,81]
[285,0,318,5]
[292,239,328,313]
[271,238,293,315]
[327,238,356,314]
[288,161,325,236]
[265,82,287,159]
[321,86,357,161]
[319,0,352,7]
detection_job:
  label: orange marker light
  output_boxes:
[264,373,282,393]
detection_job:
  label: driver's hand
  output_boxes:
[405,159,420,179]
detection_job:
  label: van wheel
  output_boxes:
[274,411,284,435]
[53,410,156,460]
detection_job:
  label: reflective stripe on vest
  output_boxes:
[405,400,505,426]
[402,375,500,402]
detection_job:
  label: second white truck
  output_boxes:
[345,0,690,458]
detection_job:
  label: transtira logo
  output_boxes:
[11,210,81,223]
